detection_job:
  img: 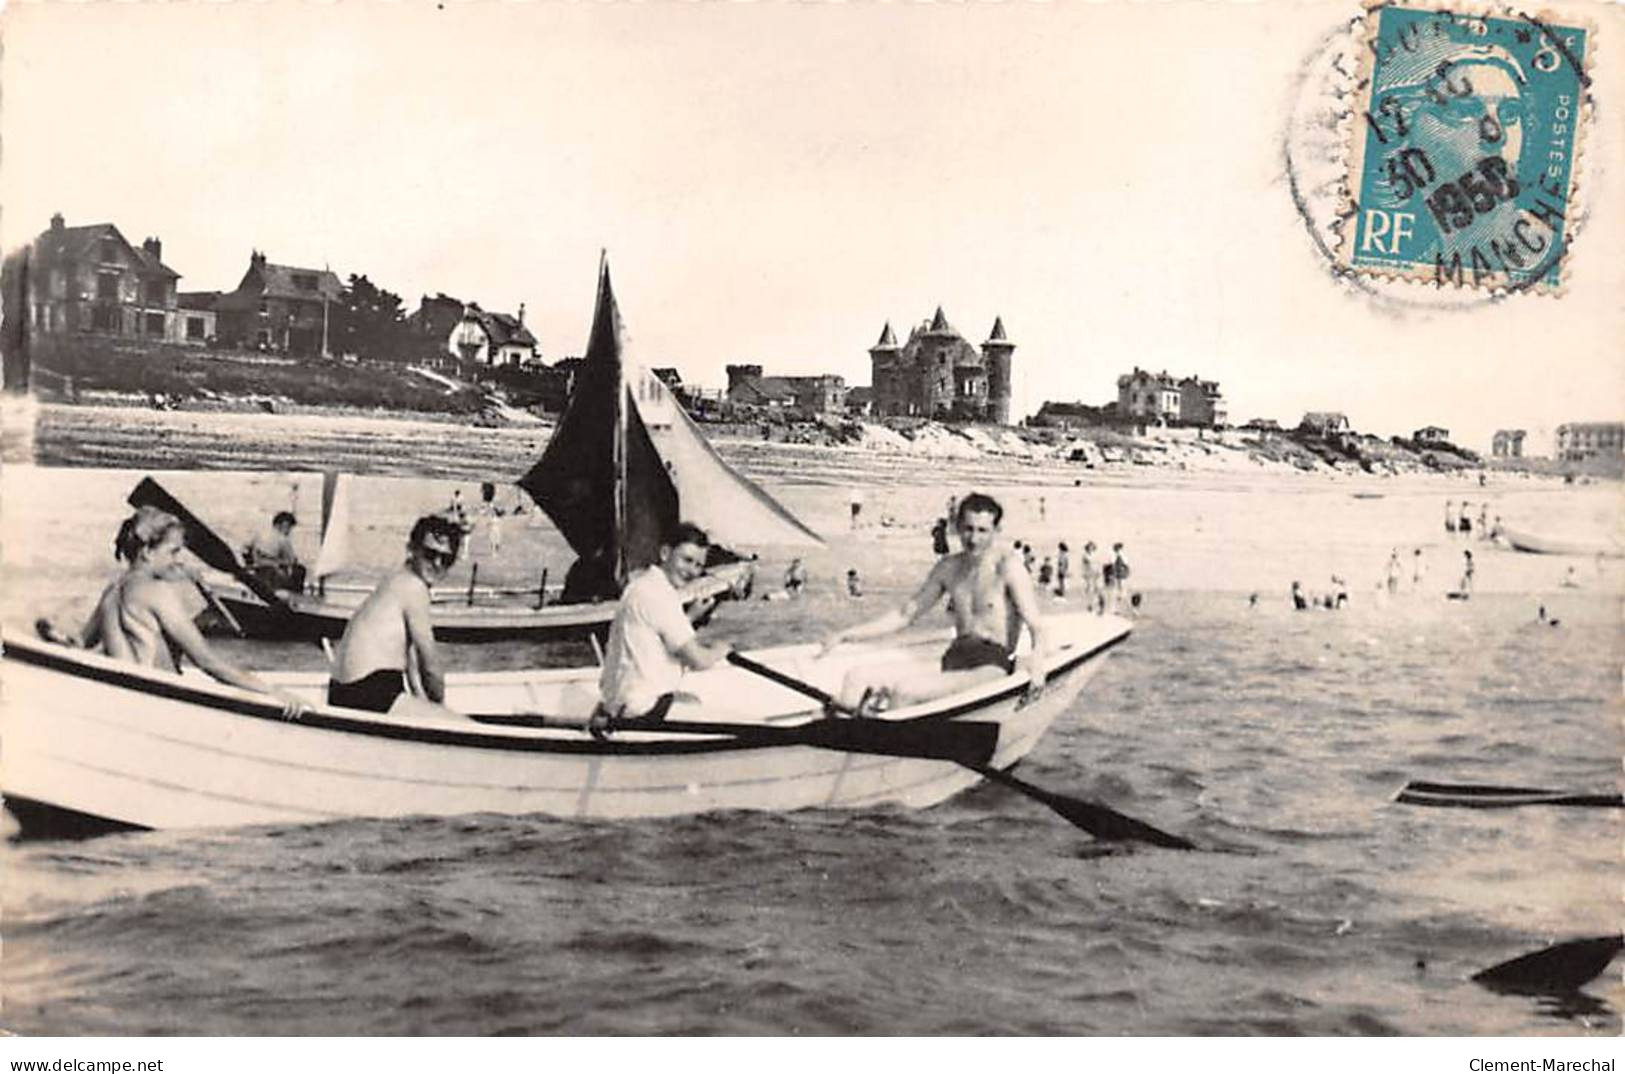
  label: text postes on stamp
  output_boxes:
[1341,3,1590,292]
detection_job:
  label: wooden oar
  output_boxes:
[1472,934,1623,995]
[725,651,1196,849]
[127,477,292,614]
[192,577,245,637]
[469,710,1001,766]
[1397,780,1623,809]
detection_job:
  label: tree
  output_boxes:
[330,274,408,361]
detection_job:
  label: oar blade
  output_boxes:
[977,765,1196,850]
[1472,934,1624,996]
[1397,780,1624,809]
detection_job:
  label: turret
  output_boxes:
[982,316,1014,425]
[867,322,900,416]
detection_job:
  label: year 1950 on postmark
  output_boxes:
[1340,1,1592,292]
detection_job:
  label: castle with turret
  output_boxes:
[868,307,1014,424]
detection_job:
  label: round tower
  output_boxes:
[867,321,900,416]
[982,317,1014,425]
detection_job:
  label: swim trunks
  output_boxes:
[940,636,1016,675]
[327,669,407,713]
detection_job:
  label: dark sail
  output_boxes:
[519,256,679,600]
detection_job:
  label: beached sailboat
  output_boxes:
[1,613,1142,835]
[208,258,822,642]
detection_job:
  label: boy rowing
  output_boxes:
[820,492,1048,715]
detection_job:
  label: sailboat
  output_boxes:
[212,256,822,642]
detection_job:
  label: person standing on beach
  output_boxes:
[38,507,306,717]
[1411,548,1426,591]
[328,515,463,714]
[1445,500,1456,535]
[1385,549,1402,596]
[1458,550,1475,597]
[1477,502,1489,539]
[1055,541,1070,597]
[784,557,807,598]
[845,568,863,598]
[1457,502,1472,537]
[1291,580,1309,611]
[1021,543,1036,575]
[849,490,865,531]
[1037,556,1054,589]
[821,492,1048,714]
[931,517,950,556]
[1079,541,1099,611]
[1107,542,1130,613]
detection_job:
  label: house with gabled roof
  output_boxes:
[449,302,538,367]
[215,251,343,357]
[26,213,183,342]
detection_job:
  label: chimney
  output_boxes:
[517,302,525,325]
[250,250,266,269]
[143,237,162,263]
[50,212,65,231]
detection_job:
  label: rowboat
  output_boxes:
[165,257,820,643]
[1499,525,1623,558]
[1,612,1131,834]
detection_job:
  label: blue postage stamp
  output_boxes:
[1341,2,1591,291]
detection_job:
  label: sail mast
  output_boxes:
[607,253,629,588]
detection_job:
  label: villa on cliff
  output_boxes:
[25,213,184,344]
[1491,429,1526,458]
[867,308,1014,423]
[1116,368,1227,428]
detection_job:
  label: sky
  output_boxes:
[2,0,1621,452]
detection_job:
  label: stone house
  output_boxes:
[868,309,1013,423]
[1491,429,1526,458]
[215,252,343,357]
[1413,426,1451,444]
[26,213,181,342]
[1555,421,1625,460]
[726,364,847,416]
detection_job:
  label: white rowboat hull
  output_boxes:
[2,613,1130,832]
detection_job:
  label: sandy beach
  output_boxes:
[2,404,1620,1037]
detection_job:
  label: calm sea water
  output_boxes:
[3,589,1619,1035]
[1,411,1620,1035]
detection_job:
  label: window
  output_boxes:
[97,273,119,300]
[145,312,166,337]
[144,280,167,305]
[186,316,206,341]
[50,269,67,298]
[99,239,119,262]
[91,305,118,331]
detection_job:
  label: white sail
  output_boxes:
[311,472,355,581]
[628,365,823,550]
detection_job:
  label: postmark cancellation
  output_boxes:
[1339,1,1594,293]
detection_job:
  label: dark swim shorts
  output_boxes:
[940,636,1016,675]
[327,669,407,713]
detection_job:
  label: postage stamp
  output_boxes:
[1340,1,1592,292]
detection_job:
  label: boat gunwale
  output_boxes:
[2,620,1130,757]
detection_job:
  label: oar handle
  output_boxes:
[726,651,850,714]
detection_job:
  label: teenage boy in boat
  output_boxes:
[588,521,735,738]
[820,492,1049,715]
[327,514,464,714]
[243,510,306,593]
[37,506,305,718]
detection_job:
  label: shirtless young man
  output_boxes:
[327,515,463,714]
[821,492,1048,714]
[38,506,305,717]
